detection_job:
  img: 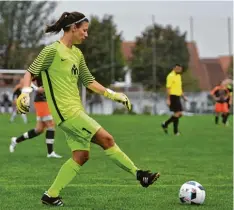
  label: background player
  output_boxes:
[10,76,62,158]
[161,64,187,135]
[221,79,233,125]
[10,78,28,124]
[210,82,230,125]
[0,92,12,113]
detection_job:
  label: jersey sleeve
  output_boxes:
[166,74,173,88]
[79,53,95,87]
[27,45,56,76]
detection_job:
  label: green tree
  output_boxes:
[182,69,200,92]
[130,24,189,90]
[78,15,125,86]
[0,1,57,69]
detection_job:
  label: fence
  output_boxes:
[0,86,217,115]
[85,91,218,115]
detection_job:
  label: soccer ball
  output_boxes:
[179,181,206,205]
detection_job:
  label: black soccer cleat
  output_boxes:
[41,192,64,207]
[161,122,168,134]
[136,170,160,188]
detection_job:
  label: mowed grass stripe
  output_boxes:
[0,114,232,210]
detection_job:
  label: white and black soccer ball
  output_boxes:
[179,181,206,205]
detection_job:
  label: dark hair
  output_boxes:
[45,11,89,34]
[175,64,182,67]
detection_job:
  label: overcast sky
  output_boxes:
[48,1,233,58]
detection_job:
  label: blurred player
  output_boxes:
[221,79,233,125]
[9,79,61,157]
[0,92,12,113]
[161,64,187,135]
[210,82,230,125]
[10,78,28,123]
[16,11,160,206]
[9,76,62,158]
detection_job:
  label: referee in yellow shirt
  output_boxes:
[161,64,187,135]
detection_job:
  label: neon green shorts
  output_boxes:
[59,111,101,151]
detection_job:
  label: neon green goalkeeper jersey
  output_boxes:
[27,41,95,125]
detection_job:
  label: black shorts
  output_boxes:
[169,95,182,112]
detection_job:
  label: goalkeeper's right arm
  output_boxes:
[16,71,33,114]
[87,80,132,111]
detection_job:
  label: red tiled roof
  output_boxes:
[200,59,226,89]
[219,56,233,72]
[186,42,211,90]
[121,41,231,90]
[121,41,135,60]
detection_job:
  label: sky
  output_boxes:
[48,1,233,58]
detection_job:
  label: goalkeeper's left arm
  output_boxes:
[87,80,131,111]
[16,71,33,114]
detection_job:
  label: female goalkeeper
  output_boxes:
[16,11,160,206]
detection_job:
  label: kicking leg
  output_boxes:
[92,128,160,187]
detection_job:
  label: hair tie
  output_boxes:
[64,13,70,18]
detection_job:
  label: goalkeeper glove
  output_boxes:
[104,88,132,111]
[16,87,32,114]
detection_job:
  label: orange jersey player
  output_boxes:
[210,84,230,125]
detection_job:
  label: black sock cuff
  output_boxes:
[28,129,40,138]
[46,130,55,139]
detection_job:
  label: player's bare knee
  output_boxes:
[102,134,115,149]
[45,120,55,128]
[35,126,44,134]
[72,151,89,166]
[175,112,182,118]
[35,121,45,133]
[92,128,115,149]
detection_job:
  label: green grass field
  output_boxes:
[0,114,232,210]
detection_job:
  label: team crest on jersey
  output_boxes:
[71,64,78,76]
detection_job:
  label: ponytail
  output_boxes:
[45,12,70,34]
[45,11,88,34]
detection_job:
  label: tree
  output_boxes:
[130,24,189,91]
[78,15,125,86]
[0,1,57,69]
[182,69,200,92]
